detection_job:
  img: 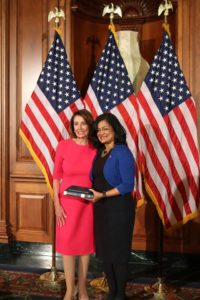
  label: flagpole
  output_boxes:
[144,218,176,300]
[39,202,65,285]
[39,7,66,286]
[143,2,176,298]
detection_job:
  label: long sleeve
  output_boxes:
[115,147,134,195]
[103,145,135,195]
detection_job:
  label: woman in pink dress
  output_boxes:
[53,109,96,300]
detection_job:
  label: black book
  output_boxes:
[63,185,94,200]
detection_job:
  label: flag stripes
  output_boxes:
[20,31,83,196]
[137,32,200,229]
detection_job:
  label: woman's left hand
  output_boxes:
[89,189,103,203]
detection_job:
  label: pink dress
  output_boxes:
[53,139,96,255]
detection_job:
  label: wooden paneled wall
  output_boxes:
[0,0,200,253]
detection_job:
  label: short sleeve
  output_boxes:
[53,142,64,180]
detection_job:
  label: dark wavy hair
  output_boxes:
[70,109,94,140]
[92,113,127,149]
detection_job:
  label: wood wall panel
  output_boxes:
[8,0,71,243]
[190,0,200,144]
[177,0,200,140]
[10,179,53,242]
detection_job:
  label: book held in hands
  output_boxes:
[64,185,94,200]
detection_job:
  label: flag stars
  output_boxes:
[145,32,191,115]
[90,32,134,110]
[38,34,81,113]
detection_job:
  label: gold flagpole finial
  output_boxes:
[158,0,173,37]
[48,7,65,32]
[102,3,122,41]
[102,3,122,25]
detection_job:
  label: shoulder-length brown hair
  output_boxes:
[70,109,94,140]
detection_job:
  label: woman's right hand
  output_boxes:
[54,201,67,227]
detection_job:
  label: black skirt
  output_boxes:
[92,151,135,263]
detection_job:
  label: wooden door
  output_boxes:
[6,0,71,243]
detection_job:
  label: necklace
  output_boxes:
[101,148,112,157]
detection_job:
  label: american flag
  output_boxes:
[19,31,83,196]
[137,31,200,229]
[84,30,143,202]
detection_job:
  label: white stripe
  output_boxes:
[110,105,135,155]
[87,86,103,115]
[140,105,188,217]
[140,83,195,184]
[63,98,84,122]
[22,111,54,174]
[179,98,200,150]
[75,98,85,110]
[140,83,197,214]
[35,85,68,138]
[28,97,58,149]
[140,134,177,226]
[139,85,194,216]
[169,104,199,185]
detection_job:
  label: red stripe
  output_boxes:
[84,94,98,118]
[145,170,172,229]
[25,105,55,161]
[138,90,193,214]
[176,100,199,166]
[164,109,198,204]
[59,111,70,133]
[32,91,63,142]
[186,97,197,124]
[20,121,53,187]
[117,99,138,144]
[140,122,183,221]
[70,101,80,114]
